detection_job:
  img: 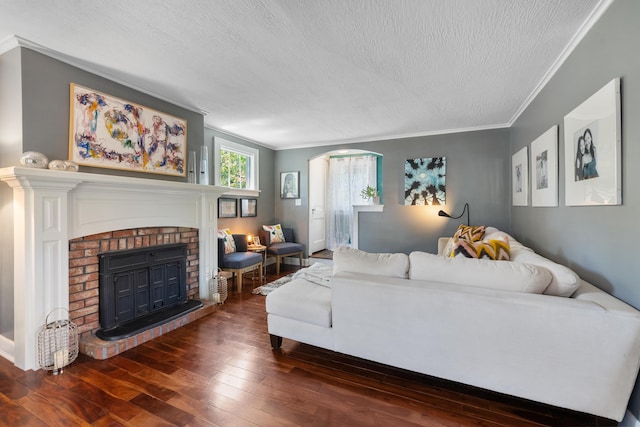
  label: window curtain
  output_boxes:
[326,155,377,250]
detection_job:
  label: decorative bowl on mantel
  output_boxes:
[19,151,49,169]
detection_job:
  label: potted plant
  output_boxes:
[360,185,380,204]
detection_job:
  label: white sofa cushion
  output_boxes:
[510,250,580,297]
[484,228,581,297]
[333,246,409,279]
[409,251,552,293]
[266,279,332,328]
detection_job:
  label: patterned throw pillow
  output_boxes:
[453,225,486,242]
[262,224,286,243]
[452,239,511,260]
[217,229,236,254]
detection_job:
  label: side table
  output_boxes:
[247,244,267,281]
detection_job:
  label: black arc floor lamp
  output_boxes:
[438,202,470,226]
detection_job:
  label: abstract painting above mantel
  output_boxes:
[69,83,187,176]
[404,157,446,205]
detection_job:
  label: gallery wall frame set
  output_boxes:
[218,198,237,218]
[563,78,621,206]
[240,198,257,217]
[69,83,187,176]
[512,78,621,207]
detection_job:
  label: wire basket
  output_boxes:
[36,308,78,375]
[208,269,228,303]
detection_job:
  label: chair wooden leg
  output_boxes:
[237,272,243,292]
[276,256,281,275]
[258,262,263,282]
[298,252,302,268]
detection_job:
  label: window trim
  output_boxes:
[214,137,260,197]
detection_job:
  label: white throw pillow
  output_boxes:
[409,251,552,294]
[333,247,409,279]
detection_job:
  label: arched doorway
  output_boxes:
[308,149,382,257]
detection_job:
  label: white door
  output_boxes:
[308,156,327,255]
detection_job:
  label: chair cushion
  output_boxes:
[266,279,332,328]
[268,242,303,256]
[221,251,262,269]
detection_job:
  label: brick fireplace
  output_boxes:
[0,166,228,370]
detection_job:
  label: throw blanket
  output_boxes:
[291,262,333,287]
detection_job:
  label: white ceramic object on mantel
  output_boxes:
[19,151,49,168]
[48,160,67,171]
[64,161,79,172]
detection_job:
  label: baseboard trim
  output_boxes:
[0,335,15,364]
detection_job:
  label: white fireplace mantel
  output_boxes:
[0,166,228,370]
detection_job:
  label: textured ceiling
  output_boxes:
[0,0,607,150]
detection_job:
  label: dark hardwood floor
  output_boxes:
[0,264,616,426]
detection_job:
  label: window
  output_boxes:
[214,138,259,196]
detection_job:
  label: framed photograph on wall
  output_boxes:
[69,83,187,176]
[218,198,237,218]
[530,126,558,207]
[280,171,300,199]
[240,198,257,217]
[512,146,528,206]
[564,78,621,206]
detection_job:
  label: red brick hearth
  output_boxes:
[69,226,217,359]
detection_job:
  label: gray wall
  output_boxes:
[275,128,510,255]
[19,48,205,177]
[206,128,277,238]
[509,0,640,418]
[0,46,207,342]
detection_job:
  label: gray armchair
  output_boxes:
[218,234,262,291]
[258,227,303,274]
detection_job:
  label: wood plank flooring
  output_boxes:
[0,265,617,426]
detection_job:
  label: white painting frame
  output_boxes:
[564,78,621,206]
[512,146,528,206]
[530,126,558,207]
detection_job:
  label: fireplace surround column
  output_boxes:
[0,167,228,370]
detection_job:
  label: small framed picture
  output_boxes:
[240,198,257,217]
[253,236,261,246]
[280,171,300,199]
[512,146,528,206]
[218,198,237,218]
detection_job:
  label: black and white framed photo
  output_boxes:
[218,198,237,218]
[530,126,558,207]
[564,78,621,206]
[280,171,300,199]
[512,146,528,206]
[240,198,257,217]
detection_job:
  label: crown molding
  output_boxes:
[508,0,615,126]
[0,35,208,116]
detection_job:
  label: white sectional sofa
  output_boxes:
[265,230,640,421]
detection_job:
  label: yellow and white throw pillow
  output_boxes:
[217,228,236,254]
[453,225,486,242]
[452,239,511,260]
[262,224,285,243]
